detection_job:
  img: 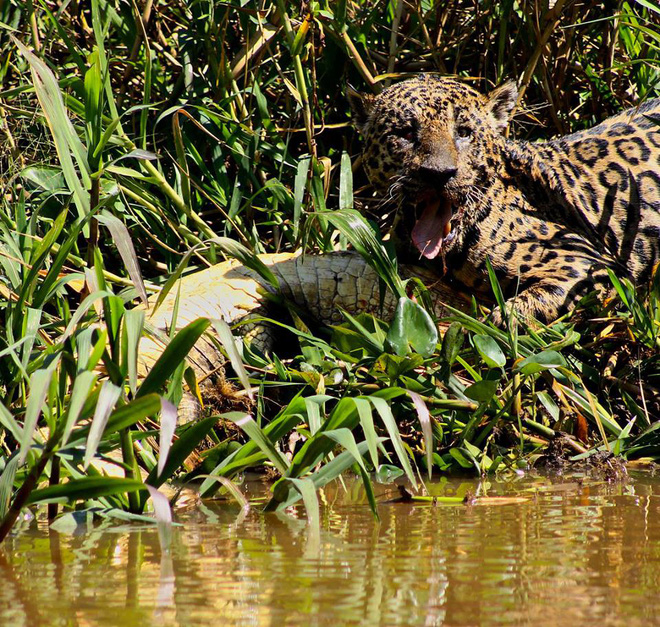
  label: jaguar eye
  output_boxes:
[456,125,472,139]
[394,127,415,142]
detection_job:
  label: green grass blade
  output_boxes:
[408,391,433,479]
[27,477,146,505]
[225,412,290,475]
[369,396,417,489]
[325,208,405,298]
[157,399,177,479]
[96,212,148,305]
[137,318,211,398]
[62,371,97,446]
[83,381,122,469]
[19,361,58,464]
[124,308,145,396]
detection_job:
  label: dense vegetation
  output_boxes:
[0,0,659,537]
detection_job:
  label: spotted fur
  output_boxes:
[348,76,660,322]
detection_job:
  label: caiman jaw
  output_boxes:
[411,190,455,260]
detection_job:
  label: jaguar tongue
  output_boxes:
[411,196,453,260]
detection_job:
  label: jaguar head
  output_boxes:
[348,76,517,260]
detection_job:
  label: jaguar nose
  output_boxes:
[418,164,458,188]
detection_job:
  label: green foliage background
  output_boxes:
[0,0,658,536]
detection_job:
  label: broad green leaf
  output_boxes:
[339,151,353,211]
[464,379,499,402]
[515,350,566,375]
[211,237,279,289]
[146,485,173,551]
[266,440,385,511]
[0,402,22,442]
[124,308,145,395]
[325,209,405,297]
[386,297,438,357]
[473,335,506,368]
[97,212,148,305]
[322,428,367,472]
[195,475,249,509]
[375,464,404,483]
[440,322,464,366]
[21,164,66,190]
[353,397,380,470]
[146,416,218,493]
[293,156,311,238]
[286,477,320,529]
[14,38,90,220]
[72,394,161,442]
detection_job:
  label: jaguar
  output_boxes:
[348,75,660,323]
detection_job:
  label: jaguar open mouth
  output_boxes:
[411,190,456,260]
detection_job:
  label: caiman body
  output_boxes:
[138,251,462,406]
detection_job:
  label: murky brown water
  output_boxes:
[1,470,660,626]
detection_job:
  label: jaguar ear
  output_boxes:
[347,85,376,133]
[487,81,518,131]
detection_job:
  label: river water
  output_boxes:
[1,469,659,626]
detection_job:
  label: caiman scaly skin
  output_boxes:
[138,251,462,389]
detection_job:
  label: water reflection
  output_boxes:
[1,472,659,625]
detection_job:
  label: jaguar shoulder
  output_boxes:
[348,75,660,322]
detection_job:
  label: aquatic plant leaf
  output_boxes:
[473,335,506,368]
[440,322,464,366]
[515,350,566,375]
[375,464,404,483]
[267,440,386,511]
[325,208,406,298]
[339,151,353,211]
[210,237,279,289]
[369,396,417,489]
[124,308,145,395]
[286,477,320,530]
[97,212,148,305]
[386,297,438,357]
[464,379,499,402]
[195,475,249,509]
[353,397,381,470]
[322,428,367,472]
[146,416,218,495]
[0,456,20,519]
